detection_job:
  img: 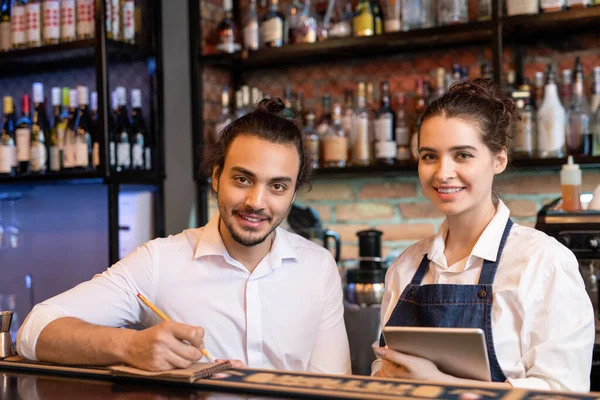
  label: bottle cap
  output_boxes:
[562,155,579,172]
[116,87,127,106]
[131,88,142,108]
[62,87,70,107]
[51,87,61,106]
[561,156,582,186]
[77,86,89,106]
[3,97,13,114]
[69,89,78,108]
[91,91,98,111]
[32,82,44,104]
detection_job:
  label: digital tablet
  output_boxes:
[382,326,492,382]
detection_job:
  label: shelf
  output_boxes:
[0,170,164,186]
[510,156,600,170]
[200,21,492,70]
[503,6,600,38]
[0,39,150,75]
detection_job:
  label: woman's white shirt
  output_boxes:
[375,200,595,392]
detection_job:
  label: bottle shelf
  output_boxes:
[200,21,492,70]
[502,6,600,37]
[0,39,150,75]
[0,170,164,186]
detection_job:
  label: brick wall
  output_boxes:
[199,0,600,260]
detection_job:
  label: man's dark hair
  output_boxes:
[201,97,312,191]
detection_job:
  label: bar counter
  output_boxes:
[0,362,599,400]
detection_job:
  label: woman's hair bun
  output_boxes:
[256,97,286,115]
[448,78,517,123]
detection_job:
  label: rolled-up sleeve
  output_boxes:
[507,259,595,392]
[17,243,156,360]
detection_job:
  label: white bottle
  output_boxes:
[560,156,582,212]
[60,0,76,42]
[76,0,94,39]
[537,68,566,159]
[43,0,61,44]
[11,1,27,48]
[122,0,135,43]
[26,0,42,47]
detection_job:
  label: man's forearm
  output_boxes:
[35,317,136,366]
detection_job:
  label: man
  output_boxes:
[17,98,352,374]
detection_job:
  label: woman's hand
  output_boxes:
[375,347,449,381]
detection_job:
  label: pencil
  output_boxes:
[136,292,215,362]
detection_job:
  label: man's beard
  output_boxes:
[218,199,279,247]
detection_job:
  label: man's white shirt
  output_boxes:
[17,214,351,374]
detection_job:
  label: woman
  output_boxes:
[373,79,595,392]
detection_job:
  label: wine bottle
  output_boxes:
[63,89,78,169]
[60,0,75,42]
[43,0,60,45]
[109,90,118,170]
[0,96,16,176]
[16,95,32,174]
[130,88,146,170]
[26,0,42,47]
[30,82,49,174]
[122,0,135,43]
[0,0,11,51]
[48,87,62,172]
[73,85,93,170]
[115,87,131,172]
[11,0,27,49]
[76,0,94,39]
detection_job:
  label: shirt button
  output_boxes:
[478,289,487,299]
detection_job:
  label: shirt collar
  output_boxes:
[193,213,299,269]
[426,200,511,268]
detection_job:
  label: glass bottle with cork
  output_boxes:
[262,0,286,48]
[374,81,396,165]
[303,111,319,169]
[216,0,242,54]
[244,0,260,51]
[322,103,348,168]
[566,57,592,157]
[0,97,16,177]
[395,93,410,161]
[510,88,534,159]
[352,82,372,166]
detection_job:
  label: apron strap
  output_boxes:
[477,218,513,285]
[410,255,431,285]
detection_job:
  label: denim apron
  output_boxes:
[379,219,513,382]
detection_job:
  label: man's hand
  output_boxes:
[123,321,206,371]
[375,347,449,381]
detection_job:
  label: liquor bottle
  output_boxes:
[537,65,566,159]
[326,0,353,39]
[235,89,245,119]
[478,0,491,20]
[322,103,348,168]
[293,92,304,124]
[303,111,319,169]
[122,0,134,43]
[60,0,75,42]
[411,78,427,160]
[241,85,252,114]
[105,0,112,39]
[352,0,374,37]
[541,0,566,12]
[352,82,371,166]
[58,87,70,165]
[591,67,600,115]
[480,63,492,80]
[115,87,131,172]
[317,94,332,136]
[73,85,93,169]
[251,87,262,107]
[129,89,146,170]
[109,90,118,169]
[291,0,317,44]
[429,67,446,103]
[262,0,285,48]
[371,0,383,35]
[286,0,301,44]
[505,70,516,97]
[15,95,32,174]
[593,91,600,156]
[342,89,355,157]
[90,90,99,168]
[374,81,396,165]
[282,88,294,119]
[383,0,401,32]
[561,69,572,110]
[395,94,411,161]
[244,0,260,51]
[110,0,120,40]
[43,0,60,45]
[533,71,545,110]
[48,87,62,172]
[30,82,49,174]
[566,58,592,157]
[0,97,16,176]
[511,89,534,159]
[216,0,241,53]
[215,87,233,142]
[11,0,27,49]
[437,0,468,25]
[26,0,42,47]
[76,0,94,39]
[62,89,77,169]
[0,0,11,51]
[402,0,422,31]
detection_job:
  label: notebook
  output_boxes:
[109,360,233,383]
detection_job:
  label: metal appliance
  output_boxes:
[535,197,600,390]
[343,229,386,376]
[0,311,15,359]
[287,204,341,262]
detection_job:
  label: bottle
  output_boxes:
[293,92,304,124]
[592,92,600,156]
[298,0,318,43]
[215,87,233,142]
[26,0,42,47]
[110,0,119,40]
[541,0,565,12]
[374,81,396,165]
[282,88,294,119]
[15,95,32,174]
[422,0,436,28]
[11,0,27,49]
[560,69,572,110]
[303,111,319,169]
[72,86,92,169]
[478,0,492,20]
[115,87,131,172]
[234,89,245,119]
[43,0,60,45]
[76,0,94,39]
[244,0,259,51]
[90,90,99,168]
[322,103,348,168]
[342,89,355,158]
[352,82,371,166]
[0,97,16,176]
[216,0,241,53]
[262,0,285,48]
[241,85,252,114]
[109,90,118,169]
[352,0,374,37]
[57,87,70,166]
[429,67,446,103]
[371,0,383,35]
[129,89,146,171]
[317,94,332,136]
[0,0,11,51]
[122,0,134,43]
[480,63,492,81]
[48,87,62,172]
[62,89,77,169]
[505,70,516,97]
[566,58,592,157]
[560,156,582,212]
[412,78,427,160]
[437,0,468,25]
[395,93,411,161]
[511,89,534,159]
[537,65,566,159]
[60,0,76,42]
[383,0,401,32]
[567,0,590,8]
[590,67,600,115]
[533,71,545,110]
[325,0,353,39]
[29,82,49,174]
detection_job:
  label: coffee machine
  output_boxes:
[535,197,600,390]
[343,229,386,376]
[286,204,342,262]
